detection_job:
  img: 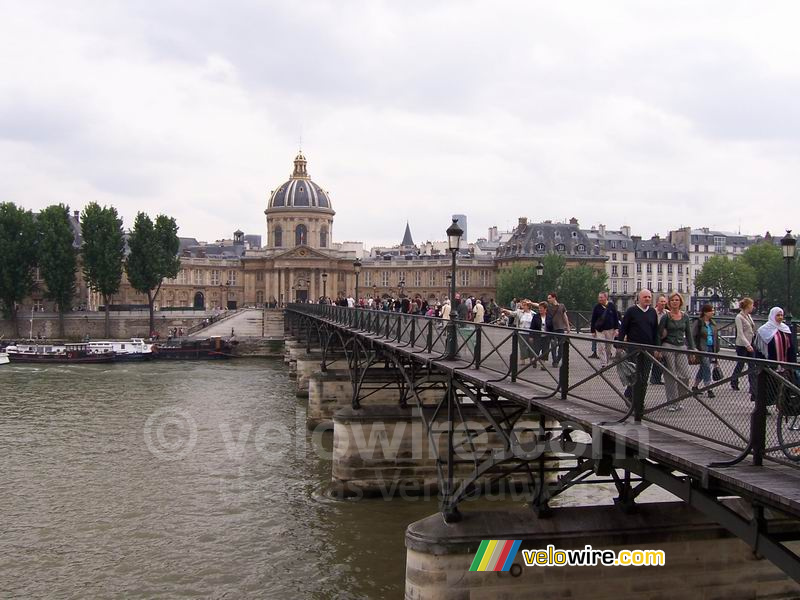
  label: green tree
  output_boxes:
[694,255,756,308]
[559,264,608,312]
[495,254,565,306]
[125,213,181,335]
[81,203,125,338]
[741,242,782,311]
[0,202,38,337]
[37,204,78,338]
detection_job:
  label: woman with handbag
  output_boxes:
[656,292,695,411]
[691,303,720,398]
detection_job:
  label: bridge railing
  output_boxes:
[289,303,800,468]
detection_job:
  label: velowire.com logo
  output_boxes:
[469,540,522,572]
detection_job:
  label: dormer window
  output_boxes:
[571,231,578,238]
[535,243,545,252]
[555,243,566,252]
[576,244,586,252]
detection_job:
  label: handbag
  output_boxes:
[712,363,723,382]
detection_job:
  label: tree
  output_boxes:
[125,213,181,335]
[694,255,756,308]
[742,242,782,311]
[37,204,78,338]
[81,203,125,338]
[558,264,608,312]
[0,202,38,337]
[496,254,565,306]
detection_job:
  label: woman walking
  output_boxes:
[691,304,720,398]
[754,307,798,408]
[732,297,757,398]
[656,292,694,411]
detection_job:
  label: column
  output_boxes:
[277,269,283,306]
[288,269,295,303]
[310,268,317,302]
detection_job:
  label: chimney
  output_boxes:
[620,225,631,237]
[518,217,528,227]
[598,224,606,236]
[73,210,79,219]
[569,217,578,226]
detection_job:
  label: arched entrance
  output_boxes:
[193,291,205,310]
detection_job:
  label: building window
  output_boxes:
[429,271,436,286]
[178,270,187,284]
[295,224,307,246]
[210,270,220,285]
[678,281,683,293]
[623,280,628,294]
[612,280,618,293]
[274,227,282,247]
[576,244,586,252]
[363,271,371,287]
[647,280,652,290]
[636,280,642,290]
[481,270,489,286]
[667,264,673,274]
[413,271,422,287]
[714,236,725,253]
[535,242,545,252]
[228,270,237,286]
[657,280,663,292]
[397,272,406,286]
[256,271,264,282]
[610,241,617,249]
[381,271,390,287]
[694,255,699,264]
[657,263,663,274]
[622,253,628,261]
[612,253,617,261]
[193,270,204,285]
[256,290,264,304]
[611,265,618,276]
[555,243,565,252]
[32,299,44,312]
[677,264,683,275]
[704,256,709,263]
[636,263,641,274]
[320,227,328,248]
[622,265,628,276]
[646,263,652,274]
[460,270,469,286]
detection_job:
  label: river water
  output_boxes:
[0,358,667,599]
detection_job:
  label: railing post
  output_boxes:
[385,313,391,338]
[427,320,433,353]
[511,330,518,382]
[633,351,647,422]
[410,318,416,348]
[752,368,768,466]
[397,314,402,341]
[474,326,482,369]
[559,338,570,400]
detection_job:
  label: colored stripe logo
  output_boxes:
[469,540,522,571]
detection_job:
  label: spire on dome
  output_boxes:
[292,151,309,179]
[401,222,414,247]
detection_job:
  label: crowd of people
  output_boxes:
[318,288,798,411]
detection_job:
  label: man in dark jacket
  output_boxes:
[616,289,659,409]
[590,291,620,368]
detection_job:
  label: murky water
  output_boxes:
[0,359,669,599]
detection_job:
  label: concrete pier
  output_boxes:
[404,503,800,599]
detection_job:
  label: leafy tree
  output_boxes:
[0,202,38,337]
[81,203,125,338]
[496,254,565,306]
[37,204,78,338]
[741,242,782,311]
[694,255,756,308]
[125,213,181,335]
[559,264,608,312]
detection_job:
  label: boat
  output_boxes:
[88,338,155,361]
[154,336,235,360]
[0,351,8,366]
[4,343,117,364]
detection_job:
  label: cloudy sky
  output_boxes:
[1,1,799,249]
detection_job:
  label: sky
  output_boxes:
[1,1,799,249]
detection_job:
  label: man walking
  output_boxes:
[617,289,659,409]
[547,292,569,367]
[590,291,619,368]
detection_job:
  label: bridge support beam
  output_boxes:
[405,502,800,600]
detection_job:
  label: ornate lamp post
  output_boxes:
[353,259,362,305]
[322,272,328,303]
[535,260,545,278]
[781,230,796,322]
[373,284,378,304]
[398,279,405,298]
[446,218,463,359]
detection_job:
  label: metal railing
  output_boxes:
[288,303,800,468]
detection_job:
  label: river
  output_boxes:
[0,358,668,599]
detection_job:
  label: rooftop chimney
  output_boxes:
[569,217,579,226]
[518,217,528,227]
[598,224,606,236]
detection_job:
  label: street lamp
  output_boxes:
[781,230,796,322]
[535,260,544,278]
[446,218,463,359]
[322,272,328,303]
[353,259,362,305]
[373,284,378,303]
[398,279,405,298]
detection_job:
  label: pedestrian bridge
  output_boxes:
[286,303,800,583]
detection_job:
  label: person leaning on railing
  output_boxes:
[656,292,695,412]
[732,297,757,400]
[691,304,720,398]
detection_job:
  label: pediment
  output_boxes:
[273,245,333,260]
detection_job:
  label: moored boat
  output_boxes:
[154,337,235,360]
[0,351,8,366]
[88,338,155,361]
[5,343,116,364]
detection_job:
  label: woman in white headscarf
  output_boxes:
[754,307,798,408]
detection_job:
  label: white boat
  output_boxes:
[87,338,155,361]
[0,351,8,366]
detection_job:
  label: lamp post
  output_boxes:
[781,230,796,323]
[446,218,464,359]
[322,272,328,303]
[398,279,405,298]
[373,284,378,304]
[535,260,544,297]
[353,259,362,306]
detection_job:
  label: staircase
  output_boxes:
[189,308,264,338]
